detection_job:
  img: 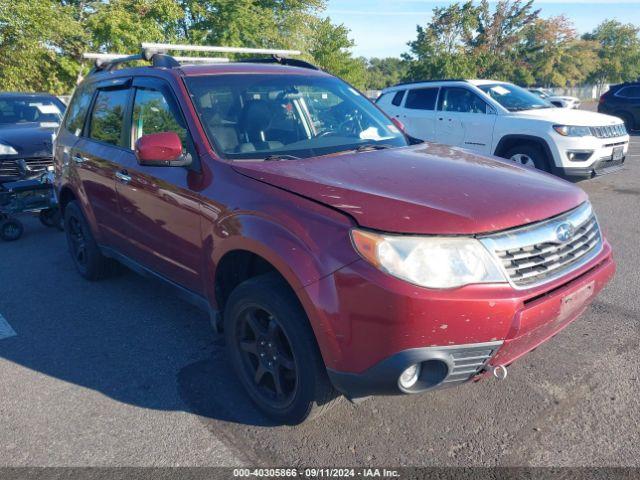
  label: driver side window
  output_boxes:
[131,88,188,149]
[439,87,487,114]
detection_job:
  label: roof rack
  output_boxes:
[84,43,316,74]
[387,79,469,89]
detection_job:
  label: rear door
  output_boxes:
[435,87,496,154]
[114,77,204,293]
[70,78,132,248]
[398,87,439,141]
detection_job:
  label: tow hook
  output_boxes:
[492,364,508,381]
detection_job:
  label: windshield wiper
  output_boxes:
[263,154,301,161]
[353,144,393,153]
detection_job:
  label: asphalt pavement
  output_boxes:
[0,127,638,467]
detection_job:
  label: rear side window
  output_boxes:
[132,88,188,149]
[391,90,406,107]
[64,85,94,136]
[89,89,130,146]
[617,86,640,99]
[405,88,438,110]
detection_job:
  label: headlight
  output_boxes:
[350,229,506,289]
[553,125,592,137]
[0,143,18,155]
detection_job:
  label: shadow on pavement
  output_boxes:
[0,217,276,427]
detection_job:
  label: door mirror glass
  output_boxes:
[135,132,191,167]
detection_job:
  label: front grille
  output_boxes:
[441,343,502,385]
[590,124,627,139]
[481,203,603,289]
[0,157,53,179]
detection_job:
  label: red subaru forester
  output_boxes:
[54,51,615,424]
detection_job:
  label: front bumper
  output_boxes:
[549,133,629,177]
[307,242,615,399]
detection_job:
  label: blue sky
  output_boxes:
[324,0,640,58]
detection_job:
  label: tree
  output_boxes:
[0,0,86,94]
[520,16,598,87]
[364,57,409,90]
[306,17,367,89]
[403,1,480,81]
[583,20,640,91]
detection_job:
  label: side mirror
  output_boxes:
[135,132,191,167]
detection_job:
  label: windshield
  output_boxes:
[478,84,552,112]
[0,96,65,125]
[529,89,549,100]
[185,74,407,160]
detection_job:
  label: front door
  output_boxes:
[435,87,496,154]
[115,77,204,293]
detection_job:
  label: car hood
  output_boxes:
[0,123,57,158]
[513,108,621,126]
[232,144,587,235]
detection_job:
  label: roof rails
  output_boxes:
[387,79,469,89]
[84,43,316,74]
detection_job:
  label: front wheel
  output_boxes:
[224,273,338,424]
[504,145,551,172]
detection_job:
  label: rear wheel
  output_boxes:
[1,218,23,241]
[224,273,338,424]
[504,144,551,172]
[63,201,117,280]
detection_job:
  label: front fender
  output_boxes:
[201,210,358,369]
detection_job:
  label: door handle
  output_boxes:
[115,170,132,183]
[71,154,87,164]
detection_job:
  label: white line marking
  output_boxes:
[0,313,17,340]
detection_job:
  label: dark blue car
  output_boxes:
[0,93,66,183]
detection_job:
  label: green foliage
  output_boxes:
[0,0,86,94]
[402,1,639,89]
[583,20,640,87]
[306,17,367,89]
[364,58,409,91]
[2,0,639,94]
[0,0,366,93]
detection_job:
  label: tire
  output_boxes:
[63,201,117,280]
[39,208,63,230]
[1,218,24,241]
[504,144,551,172]
[224,272,339,424]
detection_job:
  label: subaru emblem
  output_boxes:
[556,222,575,242]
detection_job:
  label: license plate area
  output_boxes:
[612,146,624,161]
[558,281,595,322]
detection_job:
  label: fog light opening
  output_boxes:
[398,364,421,390]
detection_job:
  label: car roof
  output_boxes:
[382,78,511,93]
[83,62,332,86]
[179,62,331,77]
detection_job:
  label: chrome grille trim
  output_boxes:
[480,202,603,290]
[590,124,627,139]
[0,157,53,178]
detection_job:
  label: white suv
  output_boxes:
[377,80,629,178]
